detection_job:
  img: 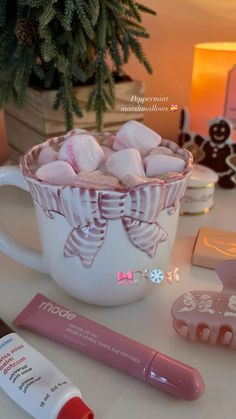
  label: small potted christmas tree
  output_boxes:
[0,0,156,153]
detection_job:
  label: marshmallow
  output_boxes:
[58,134,104,173]
[101,133,116,148]
[98,146,114,173]
[106,148,145,179]
[35,161,76,184]
[64,128,87,139]
[113,120,161,156]
[149,146,174,157]
[37,146,58,166]
[74,171,121,189]
[101,146,114,160]
[122,174,151,188]
[144,154,186,177]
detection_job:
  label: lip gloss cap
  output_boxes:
[147,352,205,400]
[57,397,94,419]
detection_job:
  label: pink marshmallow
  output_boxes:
[35,161,76,184]
[37,146,58,166]
[101,133,116,148]
[101,146,114,160]
[98,146,115,173]
[106,148,145,179]
[58,134,104,173]
[113,120,161,156]
[144,154,186,177]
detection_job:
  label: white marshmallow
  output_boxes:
[144,154,186,177]
[58,134,104,173]
[35,161,76,184]
[149,146,174,157]
[106,148,145,179]
[37,146,58,166]
[113,120,161,156]
[64,128,87,139]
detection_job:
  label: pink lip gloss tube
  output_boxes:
[14,294,205,401]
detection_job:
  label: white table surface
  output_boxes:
[0,185,235,419]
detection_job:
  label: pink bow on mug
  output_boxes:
[117,271,134,285]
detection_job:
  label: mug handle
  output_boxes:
[0,166,49,273]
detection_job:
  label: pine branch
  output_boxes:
[71,93,83,117]
[127,35,153,74]
[0,0,7,27]
[75,0,95,40]
[128,28,150,38]
[123,0,141,22]
[109,32,123,71]
[87,88,96,111]
[121,18,146,31]
[89,0,100,25]
[39,5,56,27]
[103,87,115,108]
[44,64,56,88]
[19,0,46,7]
[53,76,74,131]
[120,33,130,63]
[40,38,57,62]
[97,2,107,49]
[13,47,35,106]
[0,0,156,130]
[105,0,125,15]
[68,63,86,83]
[63,0,75,30]
[136,2,156,15]
[33,63,45,79]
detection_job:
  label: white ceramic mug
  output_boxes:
[0,134,192,306]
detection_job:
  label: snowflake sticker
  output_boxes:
[148,268,165,284]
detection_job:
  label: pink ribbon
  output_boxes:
[29,184,183,268]
[117,271,133,285]
[66,138,79,173]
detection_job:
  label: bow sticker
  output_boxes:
[177,292,215,314]
[117,271,134,285]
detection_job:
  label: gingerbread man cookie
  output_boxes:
[179,112,236,189]
[194,118,236,188]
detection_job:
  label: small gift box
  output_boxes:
[192,227,236,269]
[180,164,218,215]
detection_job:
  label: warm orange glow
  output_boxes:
[195,42,236,51]
[190,42,236,138]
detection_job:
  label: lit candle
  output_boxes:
[190,42,236,140]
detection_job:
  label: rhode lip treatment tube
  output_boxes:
[14,294,205,401]
[0,319,93,419]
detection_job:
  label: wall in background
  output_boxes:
[125,0,236,140]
